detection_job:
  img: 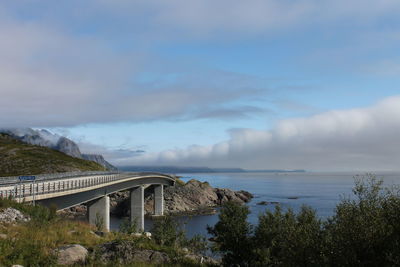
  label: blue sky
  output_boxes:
[1,0,400,170]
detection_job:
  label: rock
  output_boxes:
[56,244,88,265]
[184,254,220,265]
[12,265,24,267]
[0,208,30,223]
[55,137,83,159]
[97,241,170,264]
[288,196,299,199]
[0,233,7,239]
[257,201,269,205]
[182,247,189,254]
[144,232,152,238]
[131,233,142,237]
[82,154,117,170]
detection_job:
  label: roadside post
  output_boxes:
[18,176,36,205]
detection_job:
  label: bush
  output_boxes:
[151,216,185,247]
[184,234,208,255]
[119,217,138,234]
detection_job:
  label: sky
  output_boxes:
[1,0,400,171]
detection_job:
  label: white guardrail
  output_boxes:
[0,172,120,200]
[0,171,176,200]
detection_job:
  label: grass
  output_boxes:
[0,199,211,267]
[0,133,106,177]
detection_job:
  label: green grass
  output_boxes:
[0,133,106,177]
[0,199,211,267]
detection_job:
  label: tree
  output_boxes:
[324,174,400,266]
[207,201,252,266]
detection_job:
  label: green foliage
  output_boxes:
[324,174,400,266]
[95,212,105,231]
[253,205,324,266]
[119,217,138,234]
[183,234,208,255]
[210,174,400,267]
[151,216,185,247]
[0,198,57,223]
[207,201,253,266]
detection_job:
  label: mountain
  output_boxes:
[0,133,106,177]
[82,154,117,171]
[54,137,83,158]
[0,128,116,170]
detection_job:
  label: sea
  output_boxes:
[110,171,400,238]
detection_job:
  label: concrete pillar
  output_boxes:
[154,185,164,216]
[87,196,110,231]
[130,186,144,232]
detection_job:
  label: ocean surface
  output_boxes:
[111,172,400,238]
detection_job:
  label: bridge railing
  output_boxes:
[0,171,121,186]
[0,173,121,200]
[0,172,176,200]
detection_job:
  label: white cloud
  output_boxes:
[0,11,267,128]
[119,96,400,171]
[93,0,400,37]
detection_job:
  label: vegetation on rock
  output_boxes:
[0,133,106,177]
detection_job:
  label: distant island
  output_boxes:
[118,165,306,174]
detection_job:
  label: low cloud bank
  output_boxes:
[117,96,400,171]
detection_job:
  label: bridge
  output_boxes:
[0,171,176,231]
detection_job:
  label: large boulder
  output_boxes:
[97,240,170,264]
[56,244,88,265]
[0,208,30,223]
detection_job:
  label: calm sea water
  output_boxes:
[111,172,400,238]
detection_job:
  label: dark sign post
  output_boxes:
[18,176,36,205]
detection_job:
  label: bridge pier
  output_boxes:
[87,196,110,231]
[130,186,144,232]
[154,185,164,216]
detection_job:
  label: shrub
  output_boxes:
[119,217,138,234]
[151,216,185,247]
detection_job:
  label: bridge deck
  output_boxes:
[0,172,176,203]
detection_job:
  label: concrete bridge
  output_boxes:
[0,171,176,231]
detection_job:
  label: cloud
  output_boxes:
[118,96,400,171]
[363,59,400,76]
[92,0,400,38]
[0,9,267,128]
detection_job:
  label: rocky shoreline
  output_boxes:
[112,178,253,217]
[59,178,253,219]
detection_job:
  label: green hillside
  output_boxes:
[0,133,106,177]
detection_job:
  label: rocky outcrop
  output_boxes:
[162,179,253,214]
[97,241,170,264]
[111,179,253,216]
[56,244,88,265]
[55,137,83,159]
[82,154,117,171]
[0,208,30,223]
